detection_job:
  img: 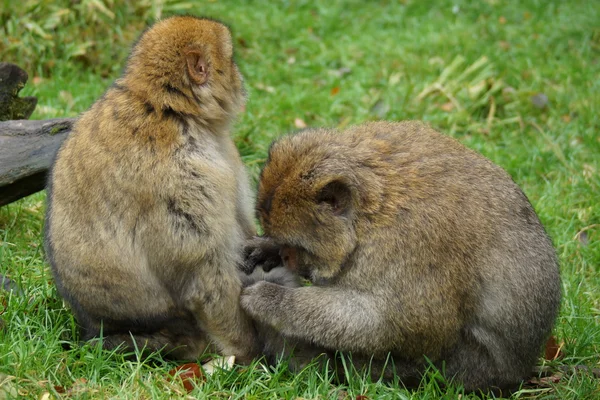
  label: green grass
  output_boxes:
[1,0,599,398]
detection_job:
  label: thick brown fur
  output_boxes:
[45,16,258,362]
[241,121,561,391]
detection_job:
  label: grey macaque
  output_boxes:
[241,121,561,392]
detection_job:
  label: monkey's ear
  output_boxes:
[317,180,352,216]
[185,49,208,85]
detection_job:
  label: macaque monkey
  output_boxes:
[45,16,259,362]
[241,121,561,391]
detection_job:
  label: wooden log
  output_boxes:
[0,118,74,206]
[0,62,38,121]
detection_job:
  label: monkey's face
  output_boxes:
[257,130,359,282]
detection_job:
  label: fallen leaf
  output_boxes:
[355,396,370,400]
[428,56,444,66]
[168,363,204,393]
[561,114,571,123]
[330,87,340,96]
[582,164,595,179]
[528,372,563,387]
[255,83,275,93]
[32,76,43,85]
[389,72,402,86]
[575,231,588,246]
[59,91,74,105]
[39,393,51,400]
[202,355,236,376]
[439,102,455,112]
[499,16,507,24]
[53,386,66,394]
[499,41,510,50]
[544,336,565,360]
[237,37,248,48]
[0,374,18,400]
[370,99,389,118]
[294,118,307,128]
[329,67,352,78]
[531,93,549,109]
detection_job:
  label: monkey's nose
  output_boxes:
[279,246,298,272]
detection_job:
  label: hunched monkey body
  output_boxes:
[45,16,259,362]
[242,121,561,391]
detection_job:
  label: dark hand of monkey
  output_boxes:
[241,236,283,273]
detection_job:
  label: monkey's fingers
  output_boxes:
[242,237,282,273]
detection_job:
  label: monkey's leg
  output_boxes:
[440,333,524,393]
[187,268,260,364]
[241,282,390,355]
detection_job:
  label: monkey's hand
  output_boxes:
[240,236,282,274]
[242,284,390,354]
[241,281,289,328]
[239,266,302,289]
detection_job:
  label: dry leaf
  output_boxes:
[53,385,66,394]
[528,372,563,387]
[168,363,204,393]
[389,72,402,85]
[202,355,236,376]
[499,16,507,24]
[330,87,340,96]
[329,67,352,78]
[0,374,18,400]
[355,396,370,400]
[237,37,248,48]
[59,91,74,105]
[561,114,571,123]
[440,102,455,112]
[32,76,43,85]
[294,118,307,129]
[499,41,510,50]
[531,93,549,109]
[544,336,565,360]
[370,99,389,118]
[255,83,275,93]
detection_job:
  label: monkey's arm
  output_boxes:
[241,281,393,355]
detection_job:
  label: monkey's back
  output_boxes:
[350,121,560,383]
[45,88,241,335]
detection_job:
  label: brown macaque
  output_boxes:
[241,121,561,391]
[45,16,259,362]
